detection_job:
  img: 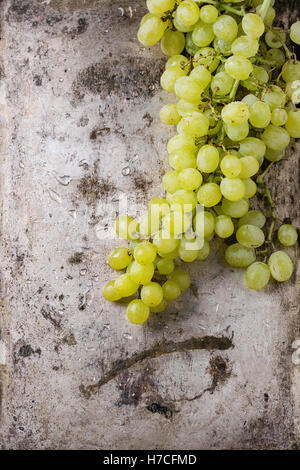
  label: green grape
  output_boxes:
[200,5,218,23]
[215,215,234,238]
[167,134,197,154]
[176,99,201,117]
[220,155,242,178]
[173,15,195,33]
[197,183,222,207]
[241,65,269,91]
[290,21,300,45]
[265,48,285,67]
[222,198,249,218]
[141,282,164,307]
[166,54,190,71]
[245,262,270,290]
[134,241,157,265]
[102,280,121,302]
[265,30,286,48]
[175,76,204,102]
[264,147,285,162]
[185,31,200,56]
[190,65,212,88]
[137,16,165,47]
[176,0,200,26]
[231,35,259,58]
[168,268,191,290]
[126,299,150,324]
[242,13,264,39]
[249,101,271,128]
[178,112,209,137]
[225,56,253,81]
[210,72,234,96]
[225,243,256,268]
[241,93,259,107]
[286,110,300,138]
[157,257,175,275]
[261,125,290,151]
[238,210,266,229]
[285,80,300,104]
[197,239,210,260]
[159,103,181,125]
[213,15,238,42]
[268,251,293,282]
[170,189,197,212]
[271,108,288,127]
[242,178,257,198]
[162,279,181,300]
[224,122,249,141]
[162,210,191,236]
[139,211,160,237]
[163,170,181,193]
[179,236,201,262]
[159,246,179,259]
[194,47,220,72]
[160,66,187,93]
[239,137,266,159]
[239,156,259,179]
[130,260,154,284]
[221,102,250,125]
[140,12,156,26]
[192,21,215,48]
[108,247,132,270]
[146,0,175,16]
[153,231,179,254]
[282,61,300,83]
[169,149,197,171]
[220,178,245,202]
[193,210,215,238]
[161,30,185,56]
[149,197,170,219]
[115,215,136,240]
[263,85,286,110]
[114,273,139,297]
[278,224,298,247]
[197,145,219,173]
[150,299,168,313]
[213,38,232,56]
[236,224,265,248]
[178,168,203,190]
[260,6,275,26]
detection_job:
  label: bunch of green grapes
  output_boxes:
[102,0,299,324]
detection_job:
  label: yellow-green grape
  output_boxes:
[239,137,266,159]
[200,4,218,23]
[220,155,242,178]
[159,246,179,259]
[242,93,259,107]
[225,56,253,80]
[178,112,210,137]
[173,15,196,33]
[286,110,300,138]
[157,257,175,275]
[114,273,139,297]
[197,145,219,173]
[224,122,249,141]
[146,0,175,16]
[167,134,197,154]
[268,251,293,282]
[197,183,222,207]
[259,6,275,26]
[263,86,286,110]
[278,224,298,247]
[190,65,212,88]
[192,21,215,48]
[185,31,200,55]
[162,279,181,300]
[141,282,164,307]
[108,247,132,270]
[166,54,190,71]
[160,66,187,93]
[115,215,135,240]
[153,231,179,254]
[130,260,154,284]
[242,13,264,39]
[159,104,181,125]
[150,299,168,313]
[245,262,270,290]
[231,35,259,58]
[236,224,265,248]
[225,243,256,268]
[197,239,210,260]
[222,198,249,218]
[261,125,290,151]
[137,16,165,47]
[163,170,181,194]
[193,210,215,238]
[149,197,170,219]
[194,47,220,72]
[139,211,160,237]
[161,30,185,56]
[175,76,204,103]
[210,71,234,96]
[126,299,149,324]
[213,38,232,56]
[220,178,245,202]
[178,168,203,190]
[170,189,197,212]
[215,215,234,238]
[213,15,238,42]
[176,0,200,26]
[102,280,121,302]
[285,80,300,103]
[162,211,191,236]
[239,156,259,179]
[179,236,201,262]
[221,102,250,126]
[238,210,266,229]
[290,21,300,45]
[282,61,300,83]
[241,65,269,91]
[271,108,288,127]
[264,147,284,162]
[176,99,201,116]
[265,30,286,49]
[249,101,271,128]
[242,178,257,198]
[134,241,157,265]
[168,268,191,290]
[265,48,285,67]
[140,12,156,26]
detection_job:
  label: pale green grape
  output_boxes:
[222,198,249,218]
[282,61,300,83]
[249,101,271,128]
[102,280,121,302]
[215,215,234,238]
[176,99,201,117]
[178,168,203,190]
[220,178,245,202]
[168,268,191,290]
[130,260,155,284]
[108,247,132,270]
[193,210,215,238]
[166,54,190,71]
[185,32,200,55]
[160,103,181,125]
[170,189,197,212]
[243,178,257,198]
[231,35,259,58]
[192,20,215,47]
[114,273,139,297]
[242,13,264,39]
[211,72,234,96]
[115,215,136,240]
[140,13,155,26]
[179,236,201,262]
[161,30,185,56]
[162,210,191,236]
[265,48,285,67]
[173,15,195,33]
[194,47,220,72]
[197,145,219,173]
[261,125,290,151]
[141,282,164,307]
[190,65,212,88]
[126,299,150,324]
[175,76,204,102]
[285,80,300,103]
[278,224,298,247]
[263,85,286,110]
[197,183,222,207]
[290,21,300,45]
[176,0,200,26]
[169,149,197,171]
[162,279,181,300]
[224,122,249,141]
[220,155,242,178]
[139,211,160,237]
[221,101,250,125]
[241,65,269,91]
[163,170,181,193]
[245,262,270,290]
[271,108,288,127]
[238,210,266,229]
[225,56,253,81]
[265,30,286,49]
[149,197,170,219]
[213,15,238,42]
[200,5,218,23]
[167,134,197,154]
[134,241,157,265]
[225,243,256,267]
[239,137,266,159]
[150,299,167,313]
[161,66,187,93]
[178,112,210,137]
[157,257,175,275]
[213,38,232,56]
[268,251,293,282]
[153,231,179,254]
[241,93,259,107]
[236,224,265,248]
[286,110,300,138]
[239,156,259,179]
[137,16,165,47]
[146,0,175,16]
[264,147,285,162]
[197,239,210,260]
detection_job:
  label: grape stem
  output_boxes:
[229,80,240,101]
[258,0,273,21]
[194,0,245,16]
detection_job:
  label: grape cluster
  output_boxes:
[102,0,299,324]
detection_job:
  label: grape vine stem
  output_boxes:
[258,0,273,21]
